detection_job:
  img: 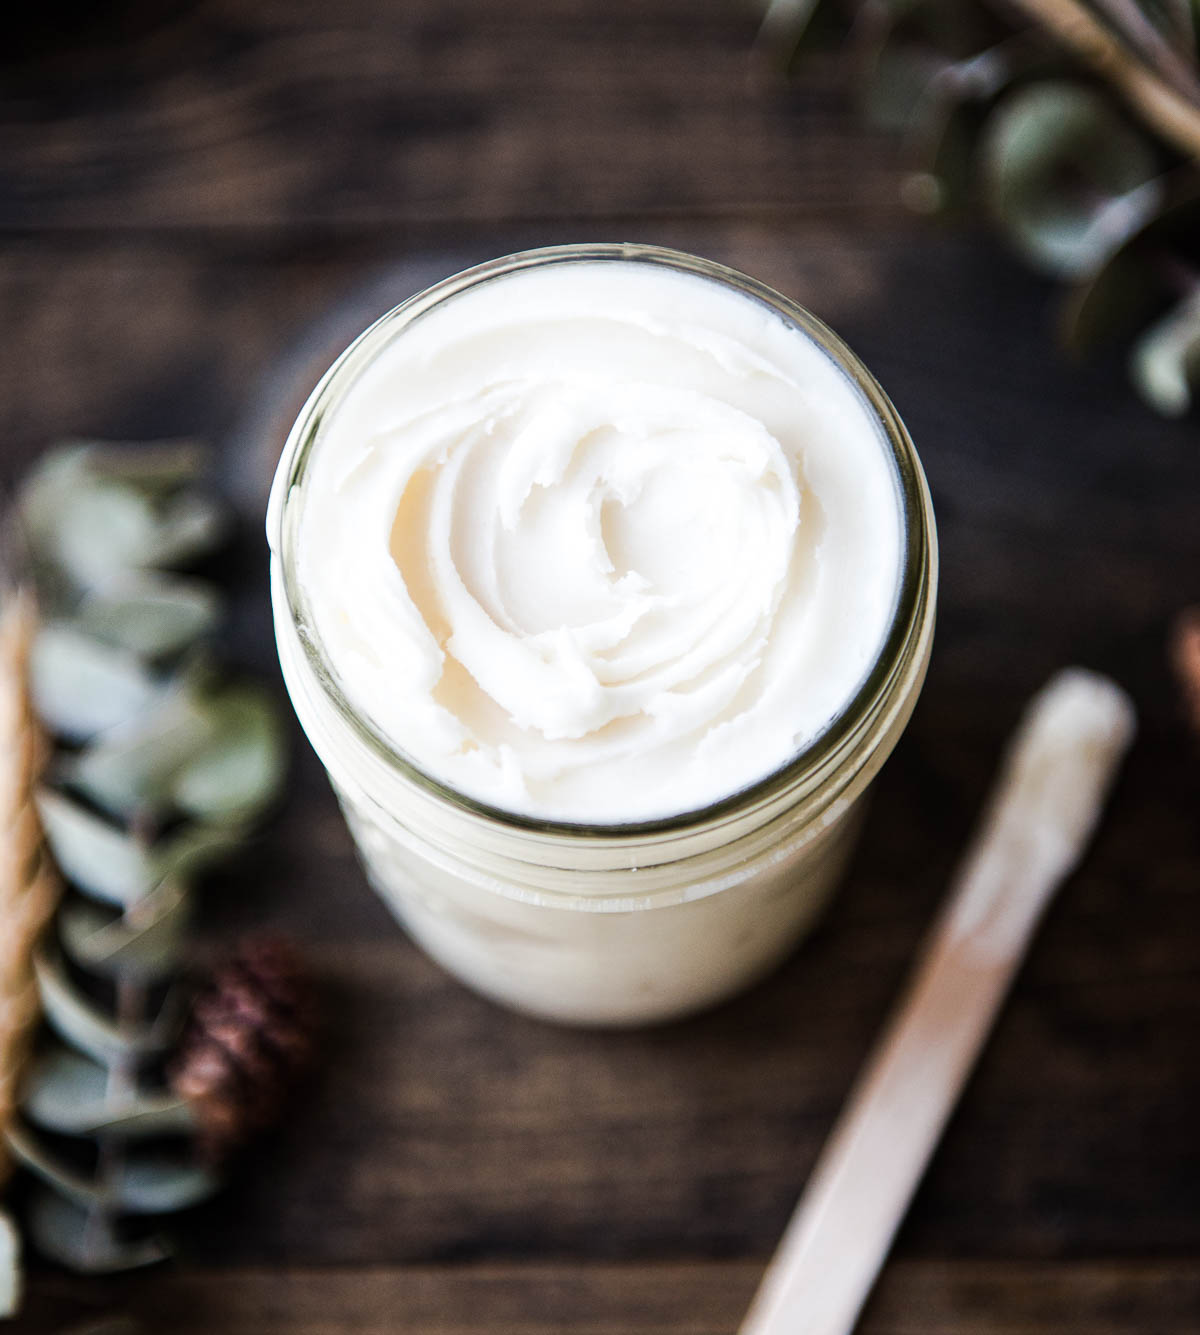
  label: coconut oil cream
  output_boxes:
[269,245,936,1025]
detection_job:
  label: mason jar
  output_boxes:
[267,244,937,1027]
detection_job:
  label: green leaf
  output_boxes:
[150,491,228,568]
[1060,183,1200,354]
[171,685,288,823]
[30,625,162,744]
[58,881,191,983]
[66,673,286,826]
[80,439,208,494]
[154,821,247,883]
[10,1126,218,1217]
[18,441,227,594]
[38,785,246,913]
[759,0,843,65]
[18,446,95,572]
[25,1186,168,1273]
[903,35,1060,214]
[76,574,222,660]
[34,946,180,1066]
[116,1155,221,1214]
[36,788,159,908]
[982,81,1164,279]
[854,0,1011,77]
[1129,289,1200,416]
[6,1121,101,1206]
[1059,242,1163,355]
[901,96,982,214]
[0,1209,19,1317]
[21,1046,195,1138]
[66,674,219,822]
[44,485,166,592]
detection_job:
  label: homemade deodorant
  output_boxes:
[270,246,934,1023]
[291,258,900,819]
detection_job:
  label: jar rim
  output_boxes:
[268,242,935,840]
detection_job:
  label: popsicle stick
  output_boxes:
[739,669,1136,1335]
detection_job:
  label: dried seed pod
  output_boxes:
[1170,606,1200,734]
[170,938,317,1163]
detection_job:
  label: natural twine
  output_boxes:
[0,591,60,1187]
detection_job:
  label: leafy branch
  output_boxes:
[763,0,1200,414]
[3,442,288,1274]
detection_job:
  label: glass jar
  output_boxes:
[267,244,937,1027]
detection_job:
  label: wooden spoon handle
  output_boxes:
[739,669,1136,1335]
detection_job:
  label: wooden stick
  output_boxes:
[739,669,1136,1335]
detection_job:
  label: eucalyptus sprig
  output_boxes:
[762,0,1200,415]
[3,441,287,1274]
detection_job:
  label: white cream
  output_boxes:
[293,260,903,823]
[272,248,936,1023]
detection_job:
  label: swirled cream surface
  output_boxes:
[292,259,903,821]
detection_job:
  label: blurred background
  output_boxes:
[1,1,1198,1332]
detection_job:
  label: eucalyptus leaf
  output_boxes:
[34,946,176,1066]
[1060,184,1200,354]
[900,92,981,214]
[31,625,162,744]
[77,575,221,660]
[36,788,159,908]
[17,446,94,568]
[66,675,219,822]
[853,0,1009,66]
[982,81,1164,279]
[43,484,166,592]
[40,779,249,919]
[115,1154,221,1214]
[155,821,246,883]
[1059,242,1163,355]
[80,439,207,494]
[14,1124,215,1216]
[19,440,227,595]
[1129,289,1200,416]
[0,1209,19,1317]
[58,881,191,983]
[901,34,1060,212]
[25,1186,168,1273]
[22,1047,195,1138]
[759,0,841,63]
[146,491,228,569]
[171,685,287,822]
[5,1121,99,1206]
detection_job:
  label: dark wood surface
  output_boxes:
[3,1,1200,1331]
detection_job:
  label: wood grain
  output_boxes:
[0,227,1197,1284]
[0,0,899,235]
[21,1261,1200,1332]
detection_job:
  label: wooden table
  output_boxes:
[3,1,1199,1330]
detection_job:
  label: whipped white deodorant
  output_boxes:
[294,259,903,822]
